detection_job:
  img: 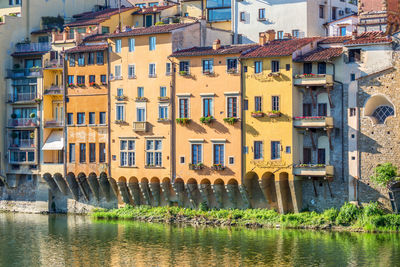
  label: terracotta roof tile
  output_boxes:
[172,44,258,57]
[11,51,47,57]
[65,44,108,54]
[344,31,391,45]
[107,23,197,38]
[318,36,351,44]
[240,38,320,58]
[294,47,343,62]
[66,7,137,27]
[133,5,175,14]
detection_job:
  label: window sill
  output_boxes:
[157,119,170,122]
[148,75,157,78]
[128,76,136,79]
[76,124,87,127]
[119,166,138,168]
[144,166,164,169]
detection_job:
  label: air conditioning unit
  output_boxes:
[345,8,351,14]
[338,10,344,16]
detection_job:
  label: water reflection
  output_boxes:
[0,213,399,266]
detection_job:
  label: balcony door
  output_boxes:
[303,147,312,164]
[53,101,63,122]
[137,108,146,122]
[317,148,326,164]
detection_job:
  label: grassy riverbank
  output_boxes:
[92,202,400,232]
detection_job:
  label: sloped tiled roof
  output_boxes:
[65,7,137,27]
[172,44,258,57]
[65,44,108,54]
[240,38,320,58]
[294,47,343,62]
[133,5,175,14]
[107,23,197,38]
[344,31,391,46]
[319,36,352,44]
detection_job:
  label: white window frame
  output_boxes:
[177,95,191,119]
[116,104,125,121]
[115,39,122,53]
[120,140,136,167]
[129,38,135,52]
[189,140,204,165]
[200,93,215,117]
[149,63,156,77]
[114,65,122,79]
[158,104,169,120]
[211,140,226,166]
[128,64,135,79]
[224,92,239,118]
[145,139,162,167]
[149,36,156,51]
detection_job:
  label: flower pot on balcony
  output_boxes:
[223,117,238,125]
[200,116,213,124]
[189,163,204,170]
[211,164,225,171]
[227,68,237,74]
[135,97,148,102]
[176,118,191,125]
[251,112,264,118]
[179,71,189,76]
[158,96,169,101]
[266,111,281,118]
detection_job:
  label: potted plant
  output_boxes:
[179,70,188,76]
[11,132,17,139]
[189,163,204,170]
[176,118,191,125]
[29,112,36,126]
[223,117,238,125]
[266,110,282,118]
[68,83,75,88]
[227,68,237,74]
[77,83,85,88]
[251,111,264,118]
[34,98,41,104]
[30,132,35,139]
[89,82,97,87]
[135,96,148,101]
[211,163,225,171]
[11,113,17,119]
[200,116,213,124]
[158,96,169,101]
[203,70,213,75]
[116,95,127,101]
[115,119,125,124]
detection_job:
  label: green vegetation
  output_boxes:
[92,202,400,232]
[371,163,399,187]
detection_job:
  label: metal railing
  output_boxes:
[44,86,63,95]
[44,59,63,69]
[8,118,39,127]
[9,139,35,148]
[7,68,43,78]
[8,92,37,102]
[15,42,50,53]
[44,120,64,128]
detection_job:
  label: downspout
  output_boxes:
[238,58,244,185]
[167,56,176,182]
[107,45,112,178]
[327,61,344,182]
[63,54,68,179]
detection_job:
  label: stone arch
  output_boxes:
[278,172,294,213]
[127,176,140,206]
[214,178,224,185]
[186,178,200,208]
[77,172,86,179]
[116,176,131,204]
[88,172,97,179]
[187,178,198,184]
[175,178,184,184]
[66,172,79,201]
[99,172,108,179]
[149,177,161,207]
[244,172,266,208]
[317,136,330,165]
[173,178,185,207]
[43,173,59,193]
[261,172,278,209]
[150,177,160,183]
[364,94,395,124]
[200,178,211,184]
[118,176,127,183]
[162,177,171,183]
[317,92,331,116]
[53,172,69,195]
[129,176,139,183]
[141,177,149,183]
[227,179,238,185]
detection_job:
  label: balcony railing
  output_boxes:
[293,116,334,128]
[9,139,35,148]
[7,68,43,78]
[293,164,334,177]
[44,86,63,95]
[8,92,37,103]
[293,74,333,86]
[8,118,39,127]
[15,42,50,53]
[132,121,148,132]
[44,59,63,69]
[44,120,64,128]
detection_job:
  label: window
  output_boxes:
[340,26,346,36]
[129,38,135,52]
[286,64,291,71]
[69,143,75,163]
[137,87,144,97]
[303,148,312,164]
[89,75,95,84]
[303,103,312,116]
[159,105,168,119]
[115,39,121,53]
[350,73,356,81]
[68,75,74,85]
[77,112,85,125]
[69,54,75,67]
[179,61,189,73]
[180,156,185,164]
[96,112,105,125]
[349,49,361,63]
[258,8,265,20]
[240,12,245,22]
[303,63,312,74]
[146,140,162,166]
[318,103,327,116]
[117,88,123,97]
[271,60,280,73]
[120,140,135,166]
[292,30,299,38]
[89,143,96,163]
[332,7,337,20]
[255,96,262,111]
[272,96,279,111]
[255,61,262,73]
[149,36,156,51]
[88,52,95,65]
[116,105,125,121]
[160,86,167,97]
[372,106,394,123]
[77,75,85,85]
[79,143,86,163]
[89,112,95,125]
[179,98,189,118]
[319,5,324,18]
[227,58,237,72]
[137,108,146,122]
[318,148,326,164]
[166,62,171,75]
[285,146,291,154]
[115,65,121,79]
[203,98,213,117]
[96,52,104,65]
[208,8,231,21]
[244,99,248,110]
[227,96,237,117]
[149,63,156,77]
[101,75,107,84]
[213,143,225,165]
[99,143,106,163]
[202,59,213,74]
[67,113,73,125]
[277,31,284,39]
[78,53,85,66]
[318,62,326,74]
[254,141,263,160]
[271,141,281,160]
[128,65,135,78]
[102,26,110,34]
[229,157,234,165]
[191,144,202,164]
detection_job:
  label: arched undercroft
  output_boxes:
[278,172,294,214]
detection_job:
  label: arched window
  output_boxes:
[372,105,394,124]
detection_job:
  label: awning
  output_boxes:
[42,131,64,150]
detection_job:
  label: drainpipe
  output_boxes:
[63,54,67,179]
[168,56,176,183]
[238,58,244,185]
[107,45,112,178]
[327,61,345,182]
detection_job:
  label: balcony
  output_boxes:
[8,92,37,103]
[44,59,63,69]
[293,116,334,129]
[132,121,148,132]
[8,149,36,164]
[293,164,334,178]
[44,120,64,128]
[8,118,39,128]
[9,139,35,149]
[44,86,63,95]
[15,42,50,53]
[293,74,333,87]
[7,68,43,78]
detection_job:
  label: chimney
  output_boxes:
[266,30,276,41]
[259,32,267,45]
[283,33,292,39]
[352,29,357,40]
[213,39,221,50]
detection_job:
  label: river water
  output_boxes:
[0,213,400,266]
